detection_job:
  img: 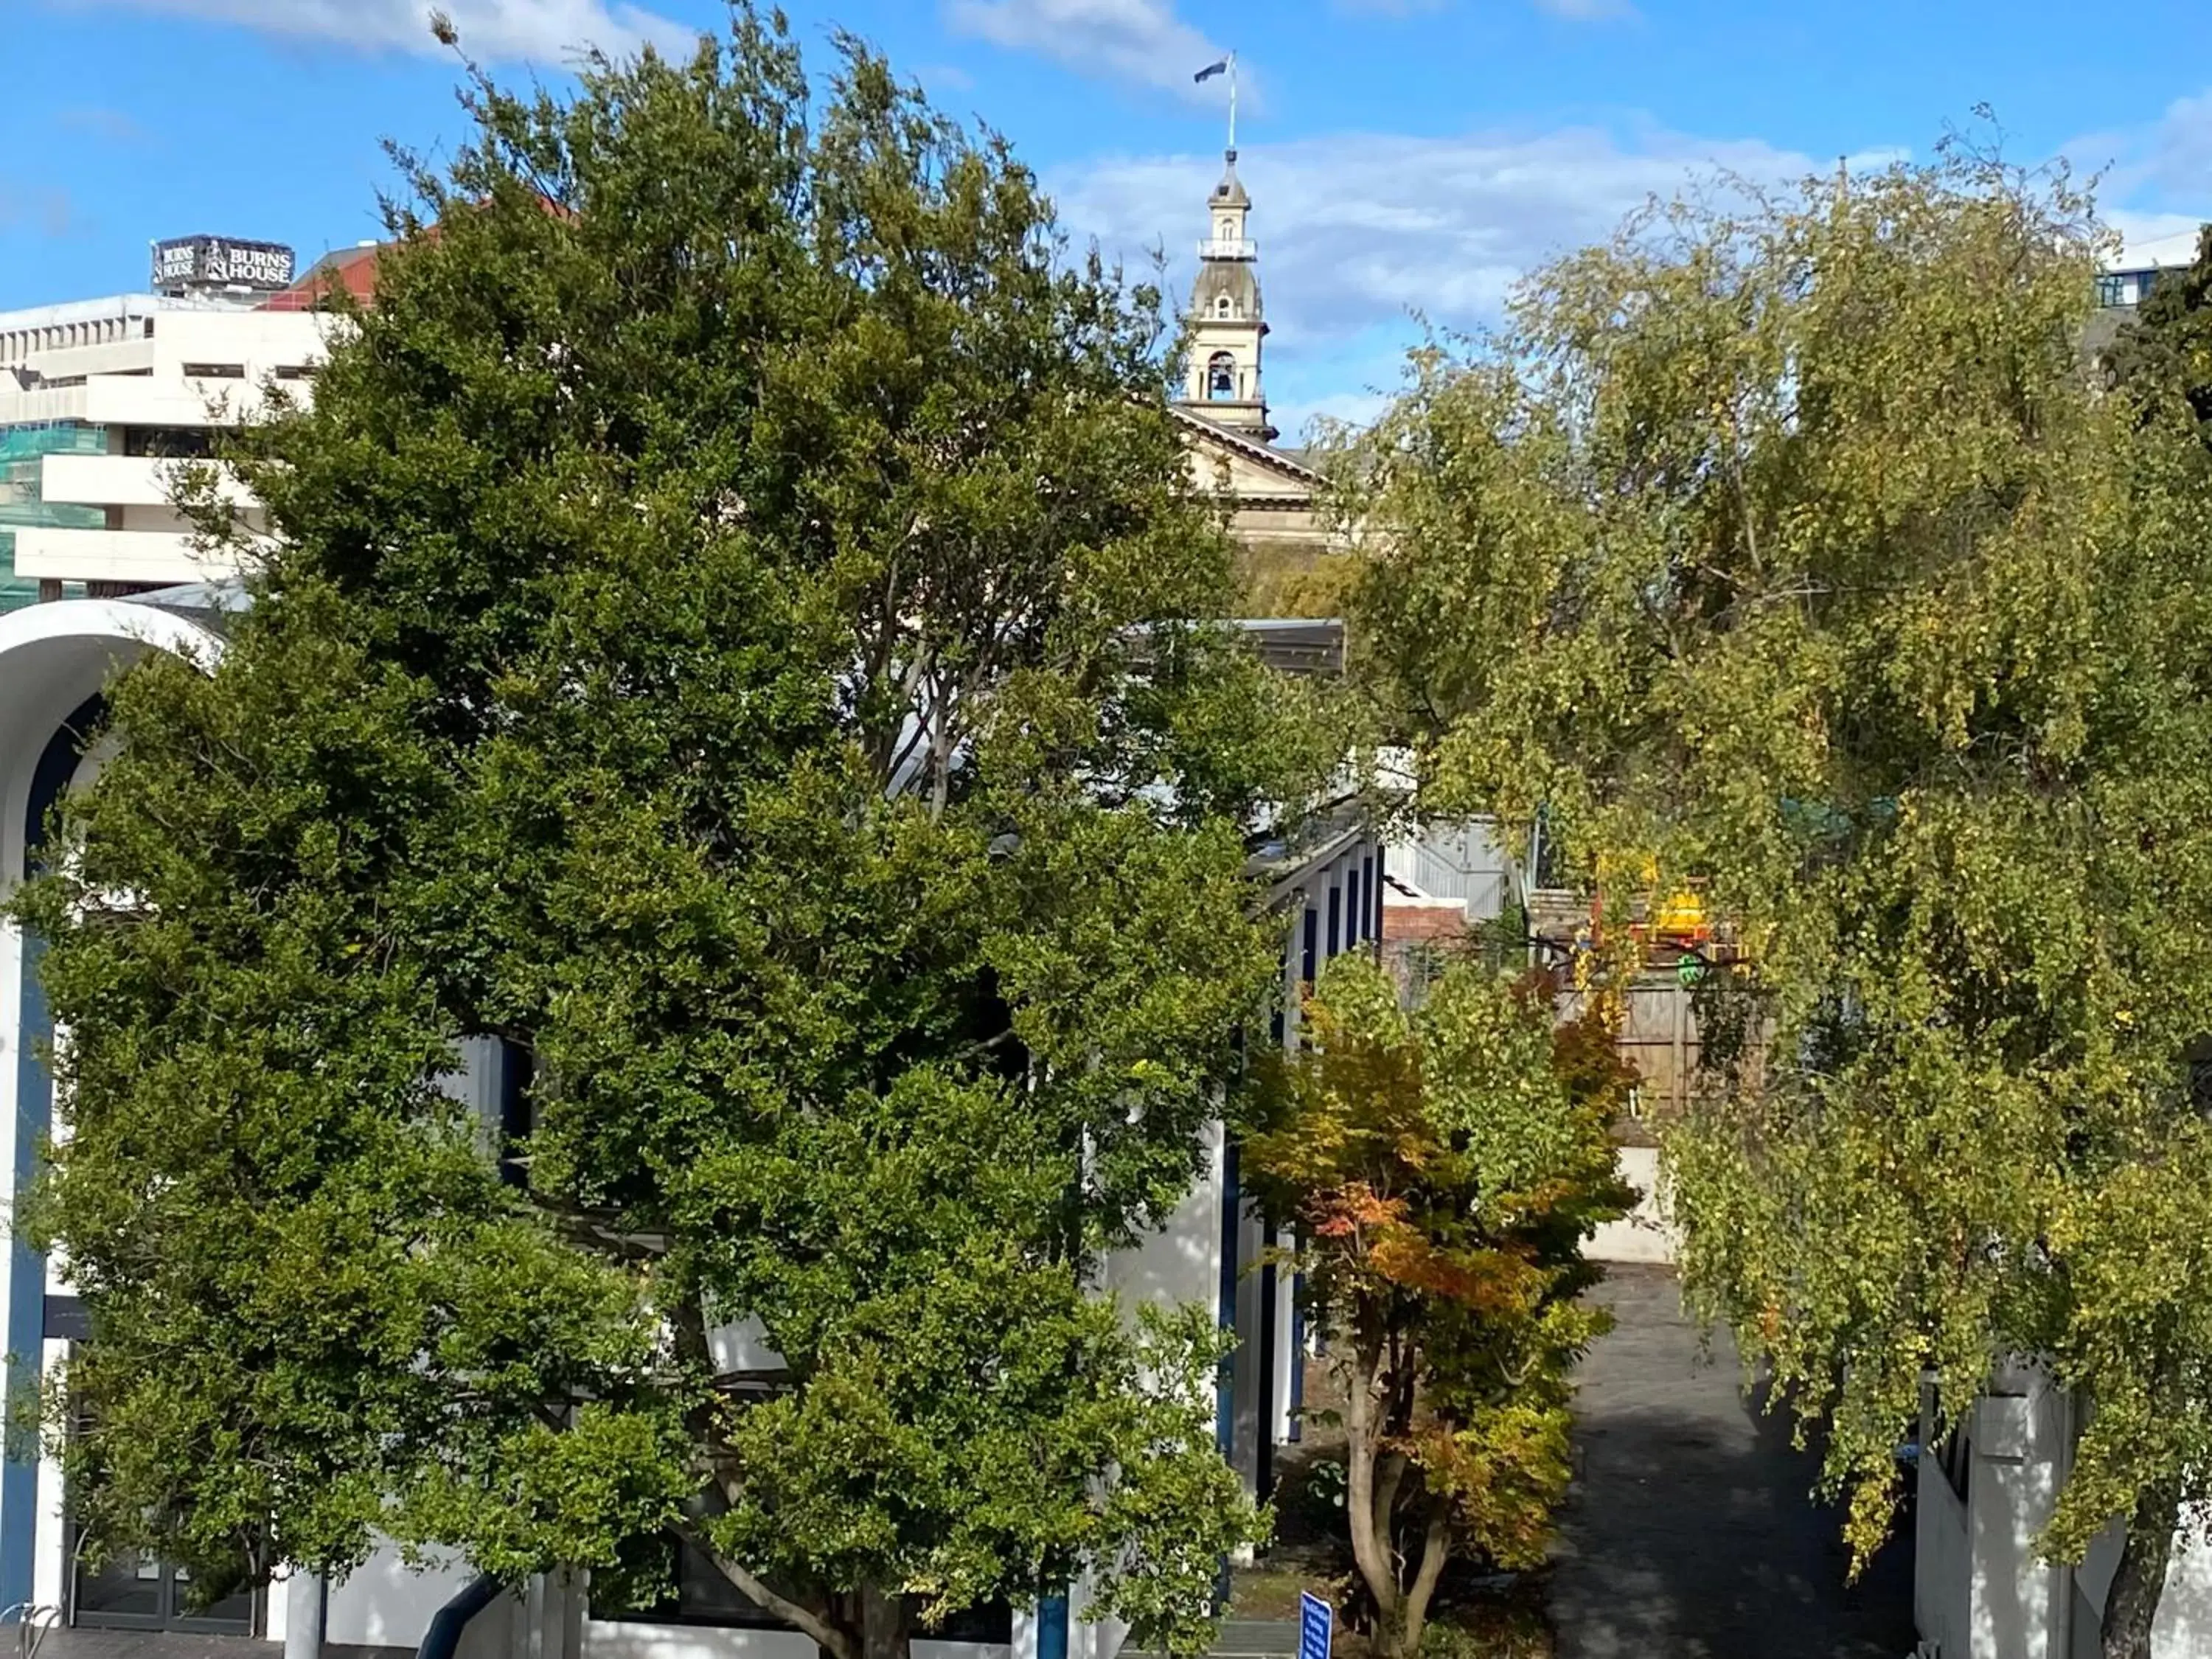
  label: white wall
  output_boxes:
[2068,1505,2212,1659]
[1584,1146,1673,1266]
[1916,1363,2212,1659]
[328,1547,484,1649]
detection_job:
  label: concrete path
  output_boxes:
[1549,1265,1916,1659]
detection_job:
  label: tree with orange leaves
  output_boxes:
[1244,956,1632,1658]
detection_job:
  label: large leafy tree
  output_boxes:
[1242,956,1630,1659]
[15,12,1329,1658]
[1335,145,2212,1658]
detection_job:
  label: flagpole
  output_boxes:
[1227,51,1237,153]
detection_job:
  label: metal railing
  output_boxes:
[1195,237,1258,260]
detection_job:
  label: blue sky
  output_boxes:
[7,0,2212,434]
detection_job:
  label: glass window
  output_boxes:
[0,421,108,611]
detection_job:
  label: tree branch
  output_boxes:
[684,1528,857,1659]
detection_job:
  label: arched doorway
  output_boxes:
[0,600,226,1627]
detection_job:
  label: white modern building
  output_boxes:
[0,590,1374,1659]
[2096,229,2202,312]
[0,293,333,609]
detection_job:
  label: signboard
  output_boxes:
[151,235,296,293]
[1298,1592,1332,1659]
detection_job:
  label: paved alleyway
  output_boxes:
[1549,1265,1916,1659]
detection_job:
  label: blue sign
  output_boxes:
[1298,1592,1332,1659]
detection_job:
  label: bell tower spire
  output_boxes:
[1175,144,1273,442]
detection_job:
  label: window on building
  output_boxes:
[125,426,215,459]
[181,362,245,379]
[273,364,318,380]
[1936,1422,1970,1506]
[2186,1038,2212,1116]
[1217,296,1233,317]
[1207,351,1237,400]
[592,1531,1010,1641]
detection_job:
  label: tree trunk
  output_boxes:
[860,1582,908,1659]
[2101,1480,2182,1659]
[1390,1496,1453,1659]
[1341,1346,1399,1627]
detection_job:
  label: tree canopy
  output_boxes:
[1335,143,2212,1658]
[18,11,1334,1658]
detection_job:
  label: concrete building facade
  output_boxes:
[0,296,333,608]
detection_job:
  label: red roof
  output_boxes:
[260,243,385,312]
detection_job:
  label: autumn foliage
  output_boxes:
[1243,956,1632,1658]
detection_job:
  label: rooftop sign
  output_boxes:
[152,236,297,293]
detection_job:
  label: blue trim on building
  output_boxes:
[1301,906,1317,987]
[1326,886,1340,959]
[4,695,103,1615]
[1347,868,1363,946]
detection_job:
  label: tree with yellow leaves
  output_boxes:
[1242,956,1632,1658]
[1336,136,2212,1658]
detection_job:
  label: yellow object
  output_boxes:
[1654,889,1706,936]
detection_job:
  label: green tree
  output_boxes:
[1242,956,1630,1659]
[1335,144,2212,1658]
[2106,223,2212,435]
[15,12,1332,1658]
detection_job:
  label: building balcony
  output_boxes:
[1197,237,1258,260]
[0,374,302,432]
[40,453,252,509]
[9,526,252,585]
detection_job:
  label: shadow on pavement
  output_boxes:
[1548,1265,1916,1659]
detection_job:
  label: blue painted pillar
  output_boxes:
[1036,1593,1068,1659]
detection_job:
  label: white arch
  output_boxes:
[0,597,224,1615]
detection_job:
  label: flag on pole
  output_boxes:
[1193,58,1229,83]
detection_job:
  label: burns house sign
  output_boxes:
[152,235,296,293]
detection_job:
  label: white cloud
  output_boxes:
[944,0,1235,104]
[1054,122,1868,348]
[2070,91,2212,220]
[80,0,699,64]
[2059,91,2212,267]
[1535,0,1638,18]
[1051,121,1902,441]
